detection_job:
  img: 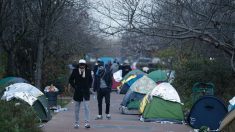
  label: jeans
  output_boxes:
[97,88,110,115]
[75,100,90,123]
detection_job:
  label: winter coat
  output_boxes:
[69,68,93,101]
[93,67,112,92]
[120,65,132,77]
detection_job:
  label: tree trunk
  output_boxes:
[34,37,45,89]
[6,51,16,76]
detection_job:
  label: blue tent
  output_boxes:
[120,74,143,94]
[98,57,114,65]
[187,96,228,130]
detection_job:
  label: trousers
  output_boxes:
[75,100,90,123]
[97,88,110,115]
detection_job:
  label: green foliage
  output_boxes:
[173,56,235,109]
[0,100,41,132]
[156,48,176,58]
[42,55,68,93]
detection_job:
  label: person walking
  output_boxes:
[111,59,119,74]
[119,60,132,77]
[93,64,113,120]
[69,59,93,129]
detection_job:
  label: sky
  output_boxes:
[89,0,123,40]
[89,0,152,40]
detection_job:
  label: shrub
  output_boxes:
[0,100,42,132]
[173,56,235,109]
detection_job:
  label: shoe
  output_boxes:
[95,115,103,120]
[106,114,111,119]
[85,123,90,128]
[74,123,79,129]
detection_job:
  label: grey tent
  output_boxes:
[1,83,51,122]
[219,109,235,132]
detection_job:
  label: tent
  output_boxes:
[228,96,235,112]
[147,70,168,83]
[0,77,28,96]
[120,90,146,114]
[119,74,143,94]
[129,76,156,94]
[1,83,51,122]
[139,83,184,123]
[219,109,235,132]
[122,69,145,82]
[187,96,227,130]
[120,76,156,114]
[112,70,122,91]
[111,77,122,91]
[98,57,114,65]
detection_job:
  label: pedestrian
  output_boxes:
[69,59,93,129]
[111,59,119,74]
[119,60,132,77]
[93,64,113,120]
[93,58,104,75]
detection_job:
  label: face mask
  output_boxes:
[79,64,85,69]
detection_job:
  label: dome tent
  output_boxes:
[120,76,156,114]
[122,69,145,82]
[1,83,51,122]
[147,70,168,83]
[187,96,227,130]
[119,74,144,94]
[0,77,28,96]
[139,83,184,123]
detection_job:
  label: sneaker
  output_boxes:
[74,123,79,129]
[106,114,111,119]
[85,123,90,128]
[95,115,103,120]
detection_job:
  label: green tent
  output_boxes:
[139,82,184,123]
[0,77,28,96]
[33,95,51,122]
[147,70,167,83]
[1,83,51,122]
[142,96,184,123]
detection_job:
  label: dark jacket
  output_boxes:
[93,67,112,92]
[120,65,132,77]
[69,68,93,101]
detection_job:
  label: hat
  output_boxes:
[124,60,129,64]
[79,59,86,64]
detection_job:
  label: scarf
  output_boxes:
[79,68,85,78]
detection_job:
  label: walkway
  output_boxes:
[43,92,193,132]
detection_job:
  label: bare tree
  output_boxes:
[25,0,67,88]
[0,0,29,75]
[94,0,235,71]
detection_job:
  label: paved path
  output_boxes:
[43,92,193,132]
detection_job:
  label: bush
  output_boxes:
[0,100,42,132]
[173,56,235,109]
